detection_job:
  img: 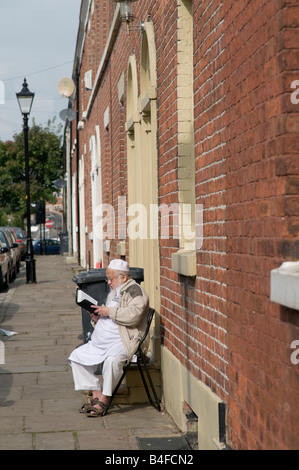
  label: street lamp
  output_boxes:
[115,0,138,22]
[16,78,36,284]
[115,0,144,34]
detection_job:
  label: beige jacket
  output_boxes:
[108,279,149,360]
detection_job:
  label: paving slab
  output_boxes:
[0,256,186,452]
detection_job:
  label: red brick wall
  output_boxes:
[155,0,182,382]
[70,0,299,449]
[192,0,299,449]
[156,0,299,450]
[75,0,136,267]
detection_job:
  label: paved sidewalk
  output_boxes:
[0,255,185,451]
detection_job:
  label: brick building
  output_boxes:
[64,0,299,449]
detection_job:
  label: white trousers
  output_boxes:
[70,354,127,397]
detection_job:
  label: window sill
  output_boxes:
[270,261,299,311]
[172,249,196,277]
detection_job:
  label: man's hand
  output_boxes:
[91,305,110,317]
[90,311,99,323]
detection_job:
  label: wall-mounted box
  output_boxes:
[103,240,110,252]
[172,249,196,277]
[117,241,126,256]
[270,262,299,311]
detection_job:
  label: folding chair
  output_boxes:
[101,307,161,416]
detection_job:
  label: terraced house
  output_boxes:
[64,0,299,449]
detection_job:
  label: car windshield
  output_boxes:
[14,228,25,238]
[0,231,8,247]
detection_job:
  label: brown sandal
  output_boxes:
[85,398,107,417]
[79,397,97,413]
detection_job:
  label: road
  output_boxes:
[31,209,63,240]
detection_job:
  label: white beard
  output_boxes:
[105,290,115,306]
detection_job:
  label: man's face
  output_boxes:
[106,268,126,289]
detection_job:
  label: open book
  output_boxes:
[76,289,98,314]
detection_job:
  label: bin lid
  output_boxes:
[128,267,144,281]
[72,268,106,285]
[72,267,144,285]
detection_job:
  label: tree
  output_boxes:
[0,118,64,226]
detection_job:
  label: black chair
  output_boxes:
[101,307,161,416]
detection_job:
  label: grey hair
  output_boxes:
[116,270,131,278]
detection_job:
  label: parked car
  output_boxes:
[33,238,61,255]
[4,227,21,271]
[0,228,15,281]
[11,227,27,260]
[0,239,10,291]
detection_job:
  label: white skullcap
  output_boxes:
[107,259,130,272]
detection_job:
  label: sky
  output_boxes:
[0,0,82,142]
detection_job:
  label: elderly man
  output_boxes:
[68,259,149,417]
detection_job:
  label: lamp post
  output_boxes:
[16,78,36,284]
